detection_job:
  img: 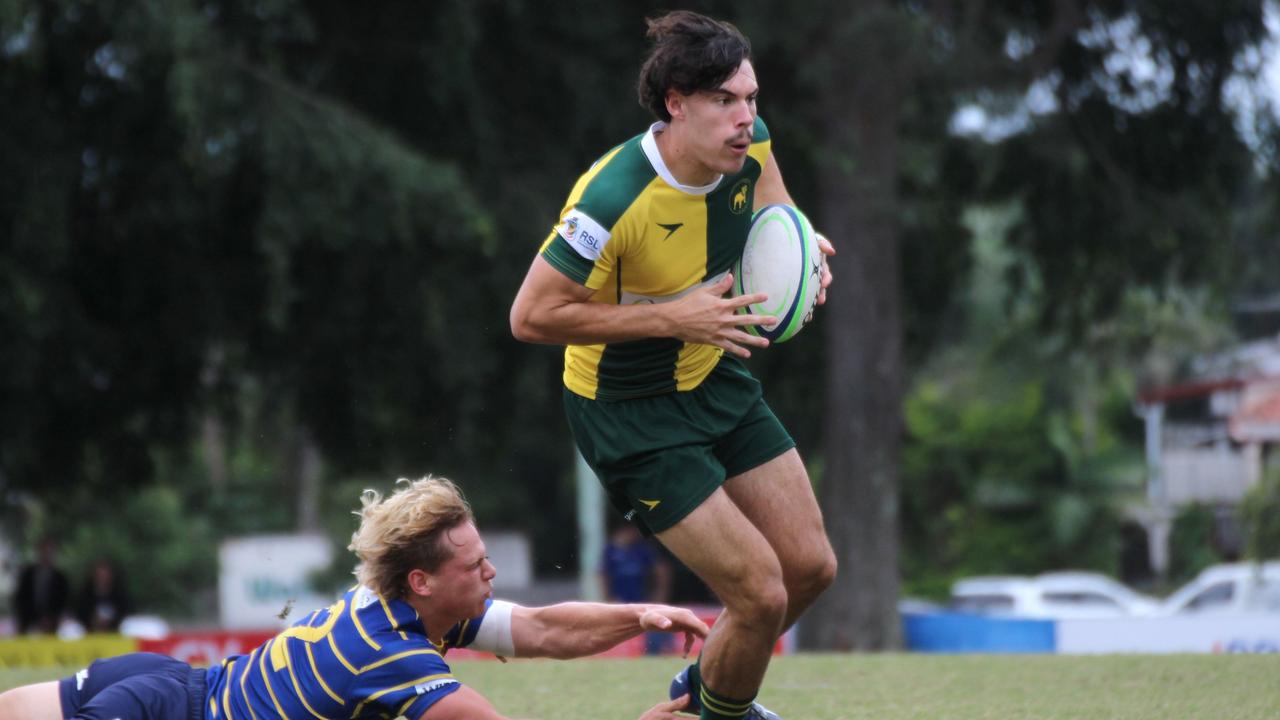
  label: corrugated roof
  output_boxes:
[1229,390,1280,442]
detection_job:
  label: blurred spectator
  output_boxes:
[75,558,132,633]
[13,537,70,635]
[599,522,673,655]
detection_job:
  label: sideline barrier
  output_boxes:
[0,635,138,668]
[902,612,1055,653]
[1057,614,1280,654]
[4,613,1276,666]
[0,606,786,668]
[904,611,1280,654]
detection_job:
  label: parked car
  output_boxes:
[1160,562,1280,616]
[950,571,1162,619]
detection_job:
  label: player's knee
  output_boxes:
[808,546,838,596]
[727,571,788,631]
[790,540,837,599]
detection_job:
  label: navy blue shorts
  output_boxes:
[59,652,207,720]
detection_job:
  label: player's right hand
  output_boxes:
[666,273,774,358]
[638,693,691,719]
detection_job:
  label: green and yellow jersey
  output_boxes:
[541,116,772,401]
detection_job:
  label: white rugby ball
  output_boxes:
[733,204,822,343]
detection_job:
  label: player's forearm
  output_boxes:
[517,602,649,659]
[513,298,677,346]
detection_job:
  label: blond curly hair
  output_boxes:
[348,476,474,599]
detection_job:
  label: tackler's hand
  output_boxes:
[638,694,691,720]
[638,605,710,658]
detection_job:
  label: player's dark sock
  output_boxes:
[672,661,783,720]
[670,660,702,709]
[698,682,756,720]
[687,661,702,699]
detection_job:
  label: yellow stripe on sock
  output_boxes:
[699,687,752,716]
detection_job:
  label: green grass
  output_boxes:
[5,653,1278,719]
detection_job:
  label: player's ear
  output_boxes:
[407,568,432,598]
[665,90,686,121]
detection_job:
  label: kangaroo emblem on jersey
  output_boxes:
[730,180,751,214]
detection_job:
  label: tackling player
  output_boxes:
[510,10,837,720]
[0,476,706,720]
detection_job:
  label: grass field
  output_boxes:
[4,653,1278,718]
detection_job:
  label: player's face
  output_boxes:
[432,522,496,619]
[678,59,758,178]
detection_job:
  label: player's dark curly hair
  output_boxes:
[637,11,752,122]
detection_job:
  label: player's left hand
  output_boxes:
[639,606,710,658]
[815,232,835,306]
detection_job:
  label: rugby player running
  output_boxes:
[510,11,836,720]
[0,477,706,720]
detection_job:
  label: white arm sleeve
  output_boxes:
[470,599,516,657]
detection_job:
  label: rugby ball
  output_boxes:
[733,204,822,343]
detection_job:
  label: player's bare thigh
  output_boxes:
[0,681,62,720]
[723,448,833,584]
[656,487,782,601]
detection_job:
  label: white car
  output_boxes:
[1160,562,1280,615]
[950,571,1162,619]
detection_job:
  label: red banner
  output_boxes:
[139,631,275,666]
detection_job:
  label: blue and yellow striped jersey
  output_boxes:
[540,117,773,401]
[203,586,491,720]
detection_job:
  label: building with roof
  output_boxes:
[1131,333,1280,578]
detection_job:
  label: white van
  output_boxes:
[950,571,1161,619]
[1160,562,1280,615]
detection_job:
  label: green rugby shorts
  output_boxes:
[563,356,795,535]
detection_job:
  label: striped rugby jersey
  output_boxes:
[540,116,772,401]
[202,586,491,719]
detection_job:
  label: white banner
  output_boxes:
[218,534,334,630]
[1057,615,1280,654]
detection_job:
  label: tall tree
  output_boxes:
[790,1,914,650]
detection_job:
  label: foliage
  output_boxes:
[0,1,491,525]
[58,483,219,619]
[1167,504,1226,588]
[1241,463,1280,561]
[900,359,1140,597]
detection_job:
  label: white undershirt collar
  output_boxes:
[641,122,723,196]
